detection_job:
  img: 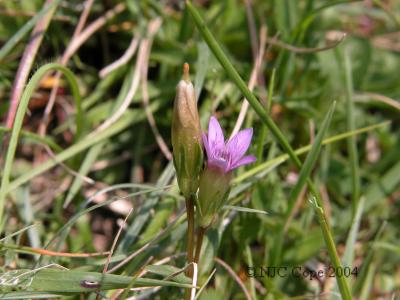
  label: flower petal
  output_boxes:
[226,128,253,164]
[208,116,225,152]
[202,133,212,160]
[209,156,229,172]
[229,155,256,171]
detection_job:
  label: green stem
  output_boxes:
[185,2,352,299]
[185,195,195,267]
[194,226,206,265]
[184,195,195,300]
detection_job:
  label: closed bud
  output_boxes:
[197,166,231,227]
[171,63,203,198]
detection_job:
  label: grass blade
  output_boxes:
[234,121,389,184]
[7,112,132,193]
[63,65,136,207]
[271,102,336,265]
[0,63,82,229]
[343,197,365,267]
[0,127,62,152]
[286,102,336,220]
[0,292,67,299]
[12,269,193,292]
[343,49,361,214]
[0,0,61,62]
[222,205,268,215]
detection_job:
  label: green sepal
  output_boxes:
[197,166,231,228]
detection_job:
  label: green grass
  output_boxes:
[0,0,399,299]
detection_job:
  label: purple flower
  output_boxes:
[202,116,256,173]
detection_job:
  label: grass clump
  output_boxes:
[0,1,399,299]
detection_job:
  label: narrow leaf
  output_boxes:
[286,102,336,217]
[223,205,268,215]
[2,269,194,293]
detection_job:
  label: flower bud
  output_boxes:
[197,166,232,227]
[171,63,203,198]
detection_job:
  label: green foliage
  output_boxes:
[0,0,399,299]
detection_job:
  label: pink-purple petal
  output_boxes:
[229,155,256,171]
[204,117,255,173]
[202,133,212,159]
[208,116,225,151]
[209,156,230,172]
[226,128,253,164]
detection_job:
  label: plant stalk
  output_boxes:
[184,195,195,300]
[194,226,206,264]
[185,195,195,269]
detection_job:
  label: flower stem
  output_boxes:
[185,195,195,267]
[184,195,195,300]
[194,226,206,264]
